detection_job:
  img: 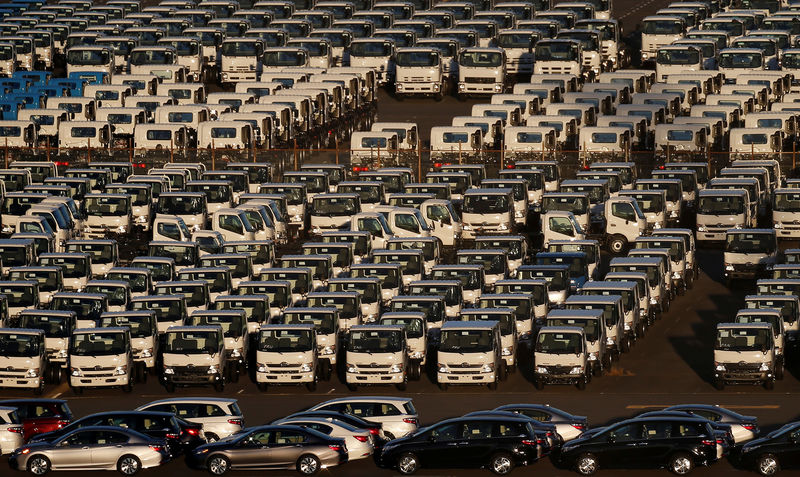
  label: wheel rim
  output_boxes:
[209,457,227,475]
[578,457,596,475]
[399,456,417,473]
[299,456,318,474]
[30,458,48,475]
[120,457,138,475]
[493,456,512,474]
[673,457,691,474]
[759,457,778,476]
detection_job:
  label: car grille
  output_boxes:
[464,77,495,84]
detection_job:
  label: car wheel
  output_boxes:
[297,454,321,476]
[489,452,514,475]
[117,455,141,476]
[575,453,598,475]
[397,452,419,475]
[27,455,50,475]
[207,455,230,476]
[757,454,780,476]
[668,453,694,475]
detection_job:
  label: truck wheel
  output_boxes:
[165,382,176,393]
[576,375,586,390]
[487,380,498,391]
[608,235,627,255]
[621,337,631,353]
[346,383,358,392]
[306,379,317,392]
[637,322,646,339]
[214,379,225,393]
[257,383,267,392]
[396,375,407,391]
[71,385,82,395]
[533,378,544,390]
[411,361,421,380]
[498,362,507,381]
[321,361,332,381]
[713,379,724,390]
[662,296,670,313]
[764,378,775,390]
[122,379,133,393]
[592,363,602,377]
[776,358,784,380]
[438,382,448,391]
[434,89,444,102]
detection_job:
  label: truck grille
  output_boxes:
[0,368,28,378]
[545,365,573,374]
[726,362,761,372]
[464,77,495,84]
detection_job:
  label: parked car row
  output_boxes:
[0,396,798,476]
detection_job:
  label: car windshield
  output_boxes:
[462,194,509,213]
[165,331,218,354]
[283,313,335,334]
[71,332,126,356]
[774,192,800,212]
[536,331,582,354]
[440,329,493,352]
[347,329,402,352]
[716,327,771,351]
[98,316,152,337]
[0,333,40,356]
[725,233,775,254]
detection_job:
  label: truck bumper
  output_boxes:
[162,373,221,385]
[716,370,772,384]
[347,372,404,384]
[776,226,800,239]
[221,72,257,83]
[724,265,766,280]
[534,371,582,385]
[71,375,129,387]
[458,82,502,94]
[438,371,495,384]
[0,376,41,388]
[256,370,314,384]
[396,82,440,94]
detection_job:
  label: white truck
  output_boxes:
[457,47,506,97]
[345,324,408,391]
[533,326,590,390]
[394,47,445,99]
[437,320,502,391]
[714,322,776,390]
[68,327,133,394]
[256,324,320,391]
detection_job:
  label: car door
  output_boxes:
[639,421,677,463]
[232,430,273,470]
[459,420,496,467]
[415,422,465,468]
[781,427,800,469]
[269,429,308,468]
[52,430,99,470]
[90,430,129,468]
[597,422,645,468]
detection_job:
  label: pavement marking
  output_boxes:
[627,404,780,410]
[327,388,336,394]
[46,382,69,399]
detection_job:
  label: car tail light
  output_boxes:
[352,166,369,172]
[716,438,725,445]
[166,433,179,440]
[545,431,554,437]
[353,435,368,442]
[572,423,586,430]
[8,427,22,434]
[329,444,344,451]
[369,428,380,436]
[149,444,164,452]
[184,428,200,436]
[742,424,757,431]
[57,420,70,427]
[521,439,538,446]
[402,418,418,425]
[701,439,716,446]
[54,161,69,167]
[227,419,243,426]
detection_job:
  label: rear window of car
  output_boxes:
[403,401,417,416]
[496,421,527,437]
[228,402,242,417]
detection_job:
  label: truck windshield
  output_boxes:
[463,313,513,334]
[159,285,204,306]
[538,256,585,277]
[149,244,195,266]
[184,272,228,293]
[350,41,390,56]
[643,19,683,34]
[164,331,218,354]
[264,50,304,66]
[0,333,40,356]
[283,313,335,334]
[656,49,699,64]
[725,233,775,254]
[716,327,771,351]
[548,318,599,341]
[536,331,582,354]
[396,50,438,66]
[719,52,761,69]
[354,267,398,289]
[19,315,70,337]
[735,314,779,335]
[71,332,126,355]
[462,194,508,213]
[259,329,313,352]
[85,285,126,306]
[308,297,356,319]
[410,284,458,305]
[498,33,535,48]
[312,197,357,216]
[381,318,424,338]
[158,195,203,214]
[457,254,505,274]
[221,41,259,56]
[534,42,578,61]
[67,49,109,65]
[130,49,173,65]
[67,243,113,264]
[782,53,800,69]
[629,193,663,213]
[348,329,403,352]
[440,329,493,352]
[41,257,86,278]
[190,315,242,338]
[459,50,502,66]
[84,196,128,216]
[774,193,800,212]
[98,316,152,338]
[543,196,588,214]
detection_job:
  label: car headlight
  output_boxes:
[163,366,174,375]
[26,368,39,378]
[501,347,512,356]
[697,226,706,232]
[300,363,312,373]
[390,364,402,373]
[115,365,127,376]
[481,363,494,373]
[409,351,424,360]
[322,345,335,355]
[569,366,583,375]
[70,367,82,377]
[207,365,219,374]
[347,364,357,374]
[759,363,770,372]
[535,366,548,374]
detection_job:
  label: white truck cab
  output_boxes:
[68,327,133,393]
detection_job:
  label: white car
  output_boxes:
[274,417,374,460]
[307,397,418,439]
[0,406,22,454]
[135,398,243,442]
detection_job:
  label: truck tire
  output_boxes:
[214,379,225,393]
[346,382,358,392]
[257,383,267,392]
[498,362,507,381]
[592,362,602,377]
[776,358,784,380]
[576,375,586,390]
[608,235,627,255]
[165,382,176,393]
[487,380,498,391]
[410,361,421,380]
[438,382,448,391]
[321,361,332,381]
[713,378,724,390]
[764,378,775,390]
[34,378,44,395]
[533,378,544,390]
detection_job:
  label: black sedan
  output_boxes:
[558,416,720,475]
[378,415,540,475]
[739,421,800,476]
[493,403,588,441]
[27,411,206,456]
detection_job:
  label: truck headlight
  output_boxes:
[231,349,241,358]
[481,363,494,373]
[650,297,658,305]
[292,215,302,222]
[759,363,770,372]
[396,83,404,91]
[141,348,153,358]
[624,323,631,331]
[494,84,502,91]
[463,225,472,231]
[515,211,524,218]
[588,352,598,361]
[70,367,82,377]
[672,272,681,280]
[697,226,706,232]
[390,364,402,373]
[498,223,509,230]
[26,368,39,378]
[438,363,449,373]
[114,365,127,375]
[117,225,127,233]
[57,349,68,358]
[501,347,512,356]
[535,366,548,374]
[458,82,466,91]
[135,215,148,224]
[207,365,219,374]
[774,223,783,229]
[322,345,335,355]
[257,364,266,373]
[606,337,616,346]
[715,363,726,371]
[670,210,678,218]
[366,314,378,323]
[300,363,312,373]
[725,264,734,271]
[347,364,357,374]
[569,366,583,375]
[163,366,174,375]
